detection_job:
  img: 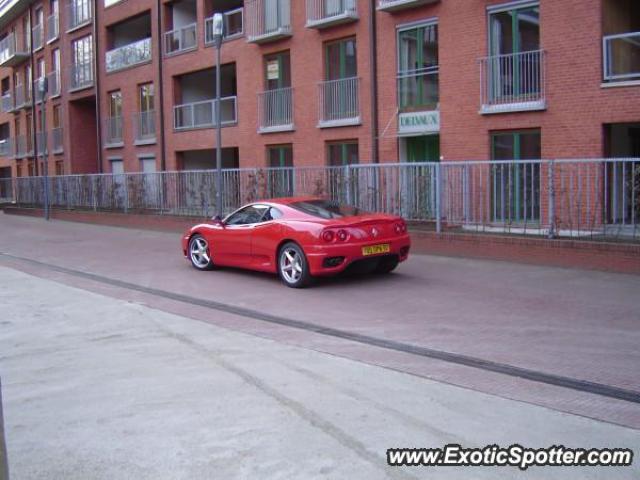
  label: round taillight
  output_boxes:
[322,230,335,242]
[337,229,348,241]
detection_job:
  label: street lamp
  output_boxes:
[37,77,50,221]
[211,13,224,218]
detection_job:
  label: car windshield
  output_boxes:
[290,200,366,219]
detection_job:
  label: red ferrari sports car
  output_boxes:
[181,197,411,288]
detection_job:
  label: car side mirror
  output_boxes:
[211,215,224,226]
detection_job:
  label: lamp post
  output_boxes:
[211,13,224,218]
[37,77,50,221]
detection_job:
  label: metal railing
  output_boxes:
[36,131,48,154]
[5,159,639,241]
[245,0,291,42]
[47,12,60,42]
[603,32,640,82]
[67,0,92,30]
[205,8,244,44]
[258,87,293,131]
[0,32,29,65]
[0,138,12,157]
[397,68,439,110]
[33,23,44,50]
[173,96,238,130]
[33,77,46,103]
[1,93,12,113]
[318,76,360,126]
[164,23,197,55]
[480,49,546,114]
[69,60,94,90]
[134,110,156,141]
[106,37,152,73]
[51,127,64,153]
[378,0,425,8]
[14,135,32,158]
[47,70,61,97]
[14,84,31,109]
[105,116,124,145]
[306,0,357,26]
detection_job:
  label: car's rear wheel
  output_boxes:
[375,256,399,274]
[189,234,214,271]
[278,242,312,288]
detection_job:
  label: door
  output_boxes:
[264,52,291,126]
[325,38,357,120]
[213,204,270,267]
[403,136,439,218]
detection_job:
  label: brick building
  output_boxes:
[0,0,638,183]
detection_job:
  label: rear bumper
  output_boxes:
[305,235,411,276]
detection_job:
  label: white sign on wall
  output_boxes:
[267,60,280,80]
[398,110,440,136]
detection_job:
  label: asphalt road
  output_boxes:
[1,266,639,479]
[0,212,639,430]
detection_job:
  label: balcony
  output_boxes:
[15,135,33,158]
[14,84,32,110]
[69,60,94,91]
[258,87,293,133]
[33,24,44,51]
[51,127,63,153]
[36,131,48,154]
[603,32,640,83]
[0,33,30,67]
[205,8,244,44]
[67,0,93,31]
[47,13,60,42]
[105,116,124,147]
[106,38,152,73]
[33,77,46,104]
[318,77,360,128]
[479,50,546,115]
[377,0,438,11]
[0,138,12,157]
[1,93,12,113]
[306,0,357,29]
[165,23,197,56]
[245,0,291,44]
[134,111,156,143]
[173,97,237,130]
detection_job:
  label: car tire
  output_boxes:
[375,256,399,274]
[188,234,215,271]
[278,242,312,288]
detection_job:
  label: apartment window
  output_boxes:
[397,22,438,110]
[55,160,64,176]
[490,129,541,223]
[52,48,60,73]
[267,144,293,197]
[25,65,32,99]
[139,83,154,112]
[327,141,358,166]
[325,37,357,80]
[53,104,62,128]
[23,16,31,50]
[267,144,293,167]
[37,58,46,79]
[109,90,122,117]
[73,35,93,65]
[265,51,291,90]
[136,83,155,141]
[602,0,640,82]
[71,35,93,89]
[110,159,124,174]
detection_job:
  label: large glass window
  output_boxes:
[489,4,540,56]
[397,23,438,110]
[138,83,154,112]
[265,51,291,90]
[109,90,122,117]
[327,141,358,166]
[325,37,357,80]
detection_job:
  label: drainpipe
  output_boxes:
[368,0,379,164]
[92,0,103,173]
[156,0,167,171]
[28,7,39,176]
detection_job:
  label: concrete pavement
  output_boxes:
[1,266,638,479]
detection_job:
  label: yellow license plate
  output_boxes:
[362,244,390,256]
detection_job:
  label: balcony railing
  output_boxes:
[377,0,437,11]
[47,13,60,42]
[245,0,291,43]
[51,127,63,153]
[258,87,293,132]
[397,68,439,110]
[33,23,44,50]
[1,93,12,113]
[15,135,32,158]
[603,32,640,83]
[106,38,152,73]
[33,77,46,103]
[69,60,94,91]
[0,138,12,157]
[0,32,30,67]
[67,0,93,30]
[36,131,48,154]
[173,96,237,130]
[318,76,360,127]
[305,0,357,28]
[47,71,61,97]
[205,8,244,44]
[479,49,546,114]
[165,23,197,56]
[14,84,31,110]
[134,110,156,142]
[105,116,124,145]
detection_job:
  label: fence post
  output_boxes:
[435,163,442,233]
[92,176,98,211]
[123,174,129,214]
[0,378,9,480]
[547,160,556,239]
[345,164,352,205]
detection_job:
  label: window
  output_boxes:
[109,90,122,117]
[602,0,640,82]
[225,205,270,225]
[489,4,540,57]
[267,144,293,167]
[72,35,93,66]
[327,141,358,166]
[138,83,154,112]
[290,199,365,219]
[325,37,357,80]
[397,22,438,110]
[110,159,124,174]
[37,58,46,78]
[52,49,60,73]
[490,129,541,223]
[53,104,62,128]
[265,51,291,90]
[267,144,293,197]
[55,160,64,176]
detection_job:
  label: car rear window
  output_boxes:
[290,200,366,219]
